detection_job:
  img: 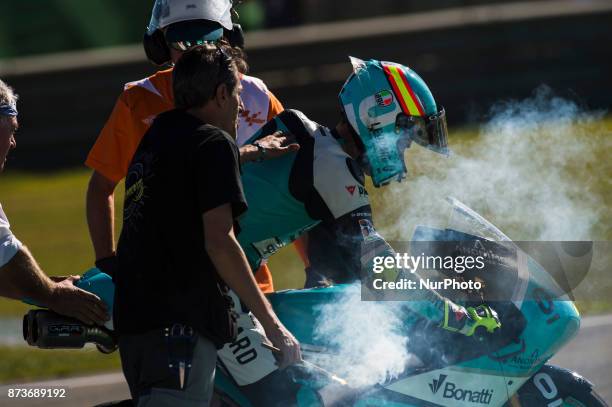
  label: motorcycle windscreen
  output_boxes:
[411,225,521,304]
[416,197,531,305]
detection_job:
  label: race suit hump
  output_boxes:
[238,109,369,270]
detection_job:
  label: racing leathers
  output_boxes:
[238,109,447,317]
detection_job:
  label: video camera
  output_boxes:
[22,268,117,353]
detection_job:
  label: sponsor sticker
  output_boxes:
[504,348,546,370]
[429,374,494,405]
[240,109,265,127]
[252,237,286,258]
[346,185,368,198]
[375,90,394,107]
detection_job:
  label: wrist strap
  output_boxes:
[252,141,266,162]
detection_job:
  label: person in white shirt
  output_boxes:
[0,78,108,326]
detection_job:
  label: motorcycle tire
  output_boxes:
[508,364,608,407]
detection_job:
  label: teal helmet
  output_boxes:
[339,57,449,187]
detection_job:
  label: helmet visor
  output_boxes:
[396,107,449,156]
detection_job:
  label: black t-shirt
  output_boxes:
[114,109,246,345]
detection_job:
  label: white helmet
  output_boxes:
[147,0,233,34]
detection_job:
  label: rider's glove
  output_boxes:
[440,301,501,338]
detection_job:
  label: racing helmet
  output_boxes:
[143,0,234,65]
[339,57,449,187]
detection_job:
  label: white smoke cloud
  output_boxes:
[310,284,411,389]
[308,88,609,392]
[374,85,608,241]
[307,88,608,393]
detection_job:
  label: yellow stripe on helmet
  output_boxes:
[384,64,424,117]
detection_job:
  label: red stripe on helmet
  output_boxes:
[382,64,411,116]
[396,67,425,116]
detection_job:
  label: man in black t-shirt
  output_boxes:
[114,45,300,406]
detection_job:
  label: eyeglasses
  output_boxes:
[167,39,219,52]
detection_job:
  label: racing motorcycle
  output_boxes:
[22,198,607,406]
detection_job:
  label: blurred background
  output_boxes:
[0,0,610,168]
[0,0,610,403]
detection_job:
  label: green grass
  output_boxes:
[0,170,124,317]
[0,117,609,382]
[0,346,121,383]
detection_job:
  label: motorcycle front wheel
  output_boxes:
[507,364,608,407]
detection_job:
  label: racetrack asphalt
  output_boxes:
[1,314,610,406]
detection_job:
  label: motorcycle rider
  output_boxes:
[215,57,501,405]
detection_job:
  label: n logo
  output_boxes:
[429,374,447,394]
[240,109,265,127]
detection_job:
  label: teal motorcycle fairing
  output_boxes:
[216,198,582,406]
[26,199,586,406]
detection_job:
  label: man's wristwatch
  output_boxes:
[252,141,266,162]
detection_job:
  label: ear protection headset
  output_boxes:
[224,23,244,49]
[143,28,171,66]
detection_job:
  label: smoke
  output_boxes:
[375,85,609,241]
[307,87,609,390]
[310,284,411,388]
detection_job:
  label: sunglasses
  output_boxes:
[167,39,220,52]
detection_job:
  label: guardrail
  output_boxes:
[1,0,611,170]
